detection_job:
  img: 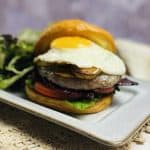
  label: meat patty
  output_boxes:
[38,67,121,90]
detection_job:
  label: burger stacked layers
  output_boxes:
[25,20,137,114]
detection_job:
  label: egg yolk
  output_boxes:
[51,36,92,49]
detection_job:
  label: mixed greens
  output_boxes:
[0,30,40,89]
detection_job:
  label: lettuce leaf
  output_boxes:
[18,29,40,44]
[0,66,33,89]
[66,98,98,110]
[0,49,6,69]
[17,29,41,53]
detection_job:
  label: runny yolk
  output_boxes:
[51,36,92,49]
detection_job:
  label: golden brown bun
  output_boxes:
[35,19,116,56]
[25,85,112,114]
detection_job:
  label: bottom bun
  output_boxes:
[25,85,113,114]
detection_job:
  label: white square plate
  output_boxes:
[0,77,149,147]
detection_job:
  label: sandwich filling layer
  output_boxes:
[33,37,139,102]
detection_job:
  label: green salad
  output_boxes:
[0,29,40,89]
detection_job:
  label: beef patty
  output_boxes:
[38,67,121,90]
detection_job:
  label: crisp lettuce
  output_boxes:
[0,36,7,69]
[17,29,41,52]
[0,50,6,69]
[66,98,98,110]
[0,66,33,89]
[18,29,40,44]
[0,30,40,89]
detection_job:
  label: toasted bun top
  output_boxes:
[34,19,116,56]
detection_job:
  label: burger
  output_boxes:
[25,19,137,114]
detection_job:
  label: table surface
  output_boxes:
[0,101,149,150]
[0,0,150,149]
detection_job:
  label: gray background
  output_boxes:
[0,0,150,43]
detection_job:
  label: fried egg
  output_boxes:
[35,36,126,75]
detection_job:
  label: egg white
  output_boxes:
[34,43,126,75]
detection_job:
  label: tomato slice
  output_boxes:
[34,82,69,100]
[34,82,94,100]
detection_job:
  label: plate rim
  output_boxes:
[0,77,149,147]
